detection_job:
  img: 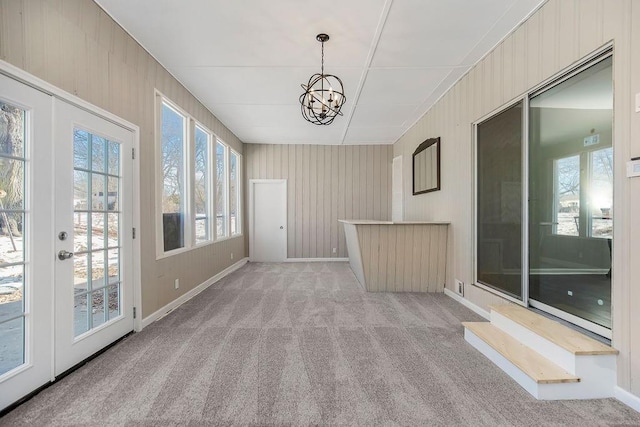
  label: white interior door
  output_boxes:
[53,99,134,375]
[250,180,286,262]
[0,74,54,411]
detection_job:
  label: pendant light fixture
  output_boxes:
[299,33,346,125]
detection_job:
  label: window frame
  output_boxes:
[155,91,242,258]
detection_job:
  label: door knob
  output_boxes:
[58,250,74,260]
[280,226,284,229]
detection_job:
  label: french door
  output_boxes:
[53,99,134,375]
[0,75,134,411]
[0,72,55,412]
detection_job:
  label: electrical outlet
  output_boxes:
[230,252,234,260]
[174,278,179,290]
[568,290,573,296]
[332,247,337,254]
[455,279,464,296]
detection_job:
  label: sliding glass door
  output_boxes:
[528,56,613,333]
[475,51,613,337]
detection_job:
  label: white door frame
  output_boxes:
[249,179,287,262]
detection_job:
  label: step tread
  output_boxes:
[463,322,580,384]
[490,304,618,356]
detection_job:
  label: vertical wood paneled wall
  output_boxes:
[357,224,448,292]
[393,0,640,397]
[245,144,393,259]
[0,0,246,318]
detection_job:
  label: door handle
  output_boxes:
[58,250,74,260]
[280,226,284,229]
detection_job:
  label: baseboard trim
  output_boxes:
[444,288,491,320]
[285,258,349,262]
[141,257,248,329]
[615,386,640,413]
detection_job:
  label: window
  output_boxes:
[160,101,187,252]
[216,141,228,238]
[230,150,241,235]
[194,125,211,243]
[157,93,242,256]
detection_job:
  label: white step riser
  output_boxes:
[465,328,615,400]
[464,328,542,399]
[491,310,575,373]
[539,381,613,400]
[574,355,616,398]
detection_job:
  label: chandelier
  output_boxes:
[299,33,346,125]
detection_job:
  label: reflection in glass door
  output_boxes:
[528,55,613,333]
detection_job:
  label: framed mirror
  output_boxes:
[412,137,440,195]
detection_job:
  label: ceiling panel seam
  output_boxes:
[339,0,395,145]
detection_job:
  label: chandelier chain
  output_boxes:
[321,40,324,76]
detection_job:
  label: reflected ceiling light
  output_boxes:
[299,33,346,125]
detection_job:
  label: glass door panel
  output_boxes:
[476,101,523,299]
[72,131,122,337]
[528,56,613,331]
[0,101,26,376]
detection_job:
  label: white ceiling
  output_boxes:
[96,0,546,145]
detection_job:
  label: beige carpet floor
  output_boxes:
[2,262,639,426]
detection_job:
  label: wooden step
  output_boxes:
[490,305,618,356]
[463,322,580,384]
